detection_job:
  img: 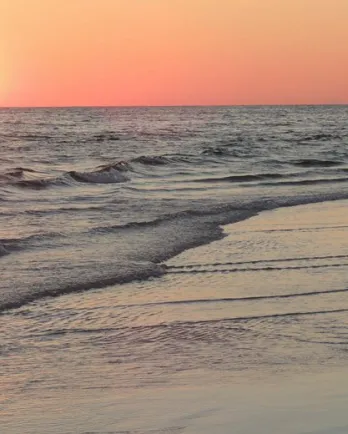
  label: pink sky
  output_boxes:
[1,0,348,106]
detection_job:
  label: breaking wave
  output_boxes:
[68,167,129,184]
[1,164,130,189]
[2,149,348,191]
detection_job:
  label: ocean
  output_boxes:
[1,105,348,433]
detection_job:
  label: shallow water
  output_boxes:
[2,201,348,433]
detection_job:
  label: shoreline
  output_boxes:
[2,199,348,434]
[3,196,348,314]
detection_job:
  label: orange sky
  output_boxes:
[1,0,347,107]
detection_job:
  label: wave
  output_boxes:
[0,167,39,183]
[120,308,348,329]
[0,133,54,142]
[200,151,345,167]
[102,308,348,329]
[0,153,239,188]
[0,205,107,218]
[195,173,285,183]
[13,178,70,190]
[298,133,342,142]
[68,167,129,184]
[131,154,193,166]
[0,232,64,257]
[260,177,348,187]
[56,132,122,144]
[6,167,37,177]
[92,132,120,142]
[192,308,348,324]
[201,147,228,156]
[1,165,130,190]
[31,308,348,335]
[132,153,346,173]
[88,206,258,237]
[0,262,166,313]
[0,153,187,189]
[292,159,343,167]
[96,161,130,172]
[201,146,254,158]
[113,287,348,309]
[2,151,347,191]
[1,131,122,143]
[132,155,171,165]
[191,172,348,187]
[82,189,348,243]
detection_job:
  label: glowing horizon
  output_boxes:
[1,0,348,107]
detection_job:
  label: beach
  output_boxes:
[1,0,348,430]
[2,199,348,433]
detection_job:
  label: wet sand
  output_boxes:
[2,200,348,433]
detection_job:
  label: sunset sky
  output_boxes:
[0,0,347,107]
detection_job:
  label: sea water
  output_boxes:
[1,106,348,433]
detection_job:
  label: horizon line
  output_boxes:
[0,103,347,110]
